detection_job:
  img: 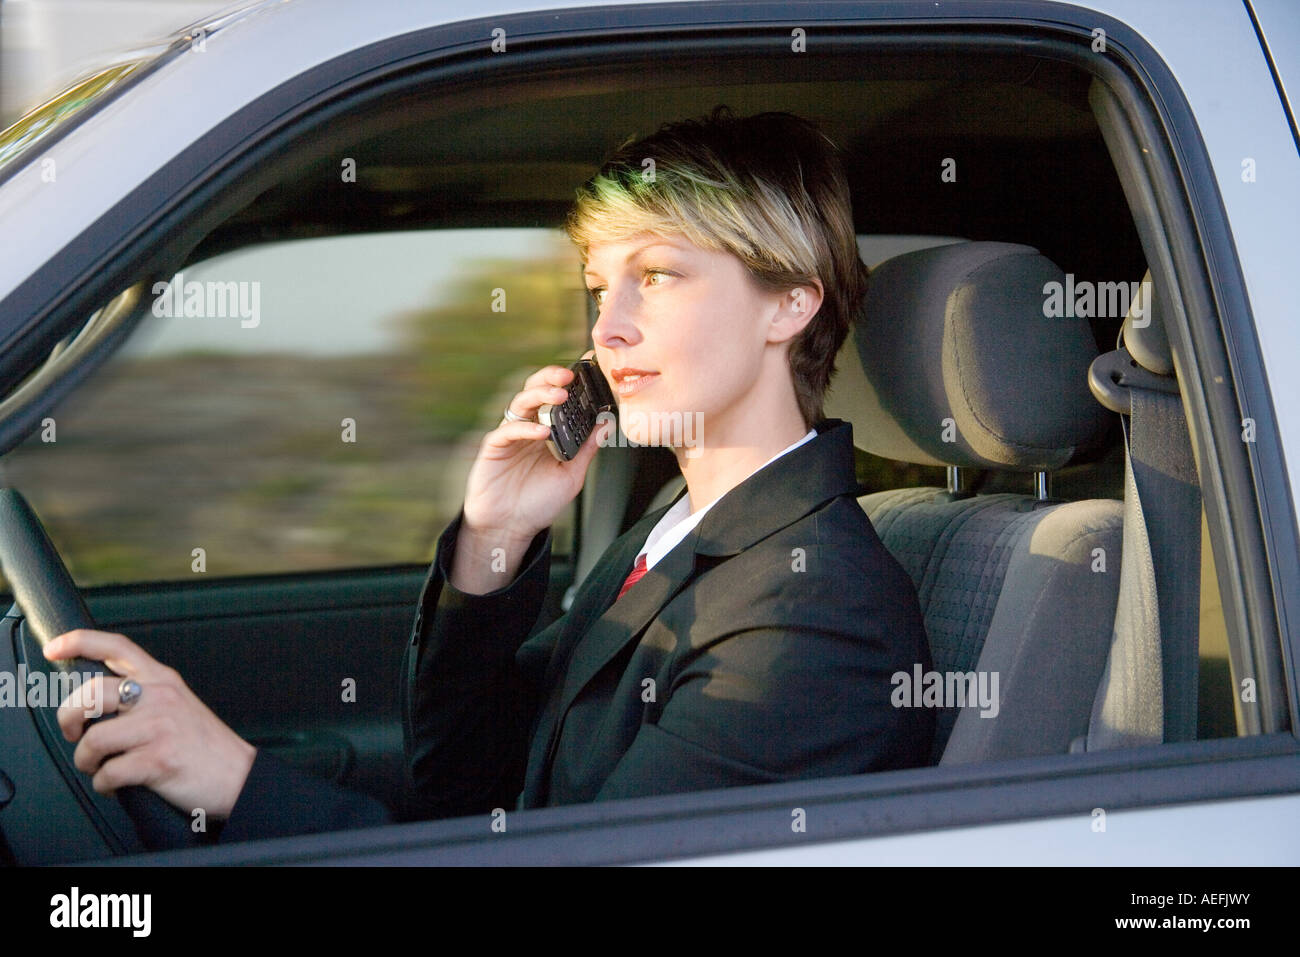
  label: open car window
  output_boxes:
[0,0,1293,868]
[0,229,588,585]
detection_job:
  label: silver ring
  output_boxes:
[118,678,142,709]
[503,407,534,423]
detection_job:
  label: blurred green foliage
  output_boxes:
[399,247,589,441]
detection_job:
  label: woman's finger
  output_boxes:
[55,672,116,742]
[505,383,569,421]
[482,418,552,452]
[73,708,156,776]
[89,748,161,797]
[43,629,154,678]
[521,364,576,392]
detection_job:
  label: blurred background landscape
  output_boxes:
[0,228,590,585]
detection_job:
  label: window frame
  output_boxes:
[0,2,1295,863]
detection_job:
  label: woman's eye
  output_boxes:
[586,270,672,305]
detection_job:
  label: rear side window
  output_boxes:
[0,228,589,585]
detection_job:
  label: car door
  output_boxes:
[0,0,1295,867]
[1,229,589,820]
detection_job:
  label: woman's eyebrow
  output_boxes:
[584,242,682,280]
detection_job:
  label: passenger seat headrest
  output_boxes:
[825,241,1108,471]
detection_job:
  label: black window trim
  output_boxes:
[0,1,1293,863]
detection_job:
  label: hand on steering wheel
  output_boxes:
[45,629,257,822]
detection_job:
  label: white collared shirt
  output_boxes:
[637,429,817,571]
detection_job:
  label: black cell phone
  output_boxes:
[537,357,617,461]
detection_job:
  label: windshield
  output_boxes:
[0,59,155,171]
[0,0,278,176]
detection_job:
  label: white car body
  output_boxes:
[0,0,1295,866]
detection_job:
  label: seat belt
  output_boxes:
[1084,381,1202,749]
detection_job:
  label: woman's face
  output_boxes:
[585,232,809,452]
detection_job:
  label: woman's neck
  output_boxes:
[674,405,812,513]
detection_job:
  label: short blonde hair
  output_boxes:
[563,105,868,426]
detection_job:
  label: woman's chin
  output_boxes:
[615,407,705,455]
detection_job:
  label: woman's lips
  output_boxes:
[610,368,658,398]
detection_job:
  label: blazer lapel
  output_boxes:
[536,498,679,688]
[553,531,701,711]
[520,499,681,805]
[520,533,700,807]
[519,418,862,806]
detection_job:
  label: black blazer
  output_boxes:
[216,418,932,841]
[403,418,933,819]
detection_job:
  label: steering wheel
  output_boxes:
[0,487,201,854]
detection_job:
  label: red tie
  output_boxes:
[616,554,648,600]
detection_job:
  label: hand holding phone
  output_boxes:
[453,356,613,592]
[537,357,616,461]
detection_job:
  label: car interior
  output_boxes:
[0,36,1253,862]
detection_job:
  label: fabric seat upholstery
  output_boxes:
[826,241,1121,764]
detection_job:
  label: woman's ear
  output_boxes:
[767,279,824,344]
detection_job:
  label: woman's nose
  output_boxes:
[591,291,640,348]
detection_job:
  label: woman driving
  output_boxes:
[49,105,933,841]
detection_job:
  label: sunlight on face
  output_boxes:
[585,233,782,452]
